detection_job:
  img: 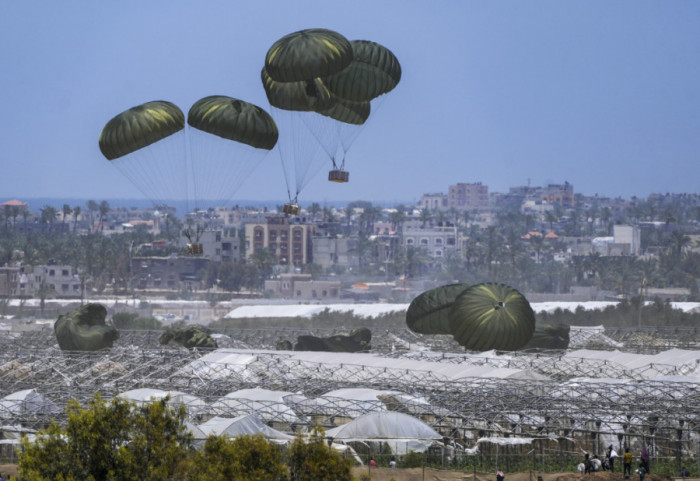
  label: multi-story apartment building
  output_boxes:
[0,266,19,298]
[264,273,341,299]
[448,182,489,211]
[245,216,315,266]
[402,225,458,258]
[312,236,360,270]
[17,264,82,298]
[131,256,210,290]
[541,182,574,207]
[417,193,448,212]
[197,229,241,263]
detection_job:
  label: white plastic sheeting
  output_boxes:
[326,411,442,454]
[118,388,206,413]
[196,414,294,443]
[205,388,306,424]
[0,389,60,418]
[224,304,409,319]
[300,388,435,418]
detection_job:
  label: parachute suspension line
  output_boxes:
[110,132,188,209]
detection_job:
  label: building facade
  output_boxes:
[245,216,316,266]
[264,273,341,300]
[132,256,210,290]
[402,225,459,258]
[448,183,489,211]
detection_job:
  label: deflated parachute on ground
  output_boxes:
[406,284,470,335]
[159,325,217,349]
[449,283,536,351]
[54,303,119,351]
[293,327,371,352]
[98,101,185,160]
[523,323,570,350]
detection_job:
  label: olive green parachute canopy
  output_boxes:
[187,96,279,150]
[317,96,370,125]
[406,284,470,335]
[294,327,371,352]
[98,101,185,160]
[522,323,570,350]
[324,40,402,102]
[261,67,335,112]
[449,283,535,351]
[54,303,120,351]
[264,28,353,83]
[159,324,218,350]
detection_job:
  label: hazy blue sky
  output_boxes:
[1,1,698,208]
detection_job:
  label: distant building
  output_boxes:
[198,229,242,263]
[417,193,448,212]
[613,224,641,255]
[245,216,315,266]
[402,225,458,258]
[264,273,340,300]
[448,182,489,211]
[16,264,82,298]
[541,182,574,207]
[312,236,360,270]
[0,266,19,298]
[132,256,210,290]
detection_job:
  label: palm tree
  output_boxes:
[668,230,691,257]
[419,208,431,228]
[62,204,72,230]
[98,200,110,233]
[86,200,98,233]
[40,205,58,231]
[72,206,82,233]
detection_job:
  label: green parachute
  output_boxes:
[449,283,536,351]
[405,284,470,335]
[54,303,120,351]
[188,95,279,150]
[98,101,185,161]
[159,325,218,350]
[264,28,353,83]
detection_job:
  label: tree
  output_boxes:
[99,200,111,233]
[19,394,193,481]
[72,205,82,233]
[86,200,99,233]
[288,427,353,481]
[189,434,287,481]
[40,205,58,231]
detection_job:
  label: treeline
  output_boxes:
[537,296,700,328]
[18,394,353,481]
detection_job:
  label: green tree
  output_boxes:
[19,394,193,481]
[189,434,287,481]
[288,427,353,481]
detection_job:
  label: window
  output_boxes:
[216,232,221,241]
[62,269,69,276]
[296,290,301,296]
[322,290,327,297]
[254,229,263,239]
[269,230,277,241]
[435,250,443,257]
[406,238,414,245]
[280,231,288,240]
[435,238,443,245]
[215,248,221,255]
[49,269,55,276]
[420,238,429,245]
[222,242,231,250]
[312,290,317,298]
[293,228,303,240]
[61,284,69,292]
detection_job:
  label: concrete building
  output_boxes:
[198,229,241,263]
[448,182,489,211]
[245,216,315,266]
[264,273,341,300]
[132,256,210,290]
[16,264,82,298]
[613,225,641,256]
[541,182,574,208]
[417,193,448,212]
[402,225,458,258]
[0,266,19,298]
[312,236,360,270]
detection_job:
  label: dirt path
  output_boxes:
[351,468,675,481]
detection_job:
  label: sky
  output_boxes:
[1,1,699,209]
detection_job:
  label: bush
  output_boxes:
[288,427,354,481]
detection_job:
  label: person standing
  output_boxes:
[608,445,619,473]
[640,446,650,474]
[623,448,633,477]
[497,469,505,481]
[637,463,646,481]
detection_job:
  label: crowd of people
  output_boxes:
[578,445,651,478]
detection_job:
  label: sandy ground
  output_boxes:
[350,468,677,481]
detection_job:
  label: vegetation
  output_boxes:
[18,394,357,481]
